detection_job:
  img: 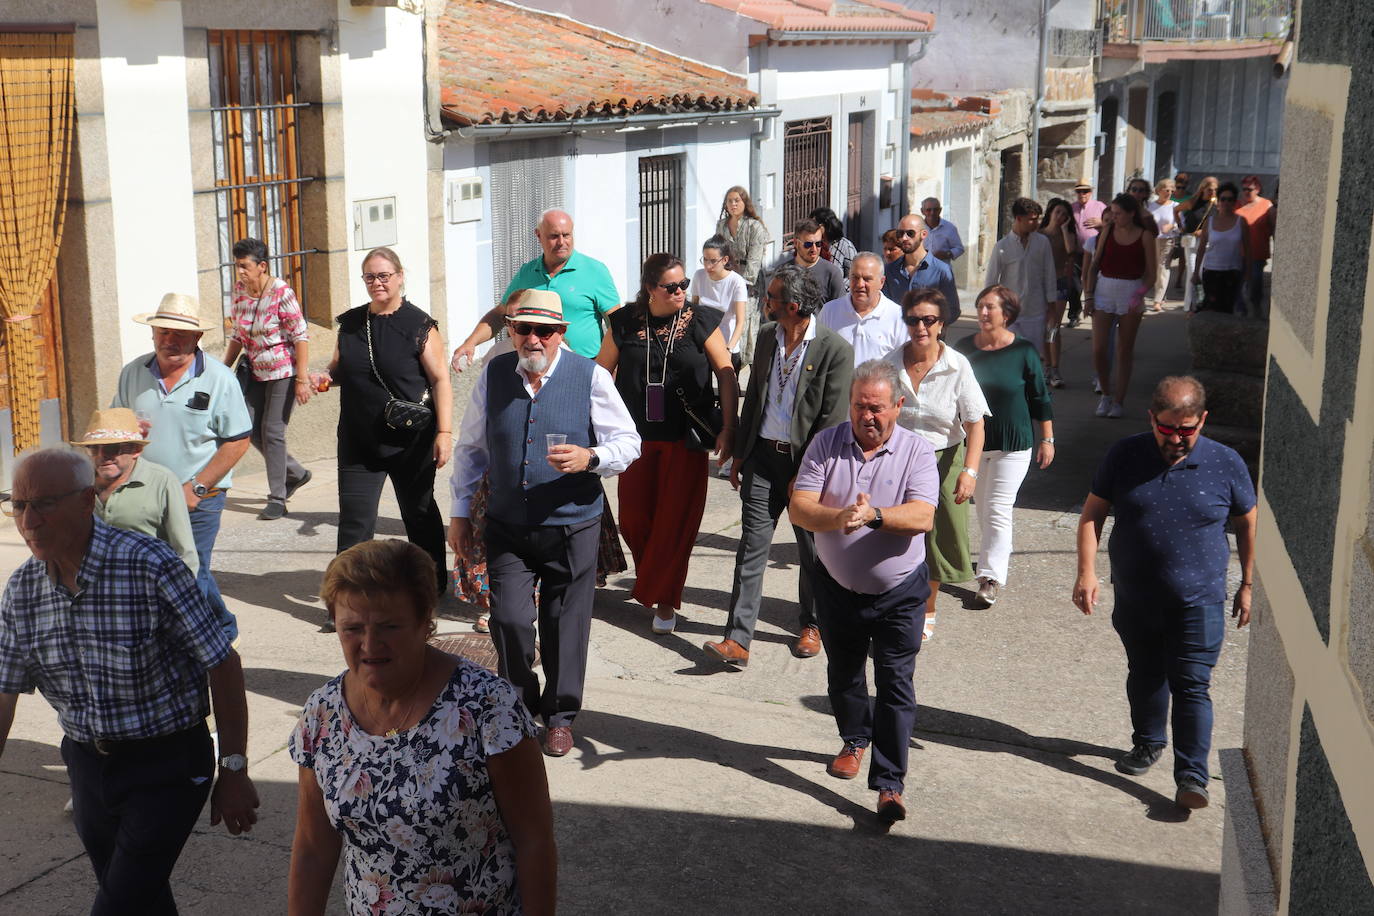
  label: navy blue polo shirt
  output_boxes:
[1091,433,1255,607]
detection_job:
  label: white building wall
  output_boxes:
[571,134,632,300]
[337,3,432,312]
[908,133,983,289]
[772,45,891,101]
[441,143,487,348]
[96,0,201,362]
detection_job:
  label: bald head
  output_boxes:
[536,210,575,270]
[1150,375,1207,416]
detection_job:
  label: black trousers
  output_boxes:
[814,561,929,792]
[337,436,447,593]
[486,514,600,727]
[61,724,213,915]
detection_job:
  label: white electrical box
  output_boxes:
[353,196,397,250]
[449,177,484,223]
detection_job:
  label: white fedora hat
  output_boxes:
[132,292,218,332]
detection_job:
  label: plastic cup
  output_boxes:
[546,433,567,454]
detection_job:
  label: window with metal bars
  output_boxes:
[206,30,315,321]
[638,154,685,264]
[783,117,832,238]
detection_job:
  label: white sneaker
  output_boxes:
[651,613,676,636]
[1107,401,1124,419]
[1095,395,1111,417]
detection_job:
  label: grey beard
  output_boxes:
[518,352,549,375]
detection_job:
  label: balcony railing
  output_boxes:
[1101,0,1292,43]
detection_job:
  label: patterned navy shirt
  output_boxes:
[0,519,231,742]
[1091,433,1256,607]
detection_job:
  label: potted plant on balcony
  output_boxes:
[1246,0,1290,38]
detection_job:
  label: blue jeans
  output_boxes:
[188,490,237,642]
[1111,594,1225,785]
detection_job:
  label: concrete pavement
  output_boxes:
[0,305,1248,914]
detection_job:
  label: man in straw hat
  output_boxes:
[72,407,198,575]
[449,290,641,758]
[112,293,251,642]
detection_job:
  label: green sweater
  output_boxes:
[953,334,1053,452]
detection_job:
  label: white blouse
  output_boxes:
[882,342,990,450]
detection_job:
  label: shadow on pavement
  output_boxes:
[243,667,331,710]
[216,568,329,628]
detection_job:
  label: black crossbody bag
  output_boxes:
[365,312,434,433]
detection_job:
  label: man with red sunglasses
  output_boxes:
[71,407,198,575]
[1072,376,1256,811]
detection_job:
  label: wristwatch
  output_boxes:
[586,450,601,471]
[866,506,884,530]
[191,481,210,498]
[218,753,247,773]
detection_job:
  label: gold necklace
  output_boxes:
[363,655,428,738]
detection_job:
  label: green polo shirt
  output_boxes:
[501,250,622,357]
[93,457,199,575]
[112,350,252,487]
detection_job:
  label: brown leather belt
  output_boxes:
[81,724,204,757]
[762,438,792,454]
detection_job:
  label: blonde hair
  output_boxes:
[363,247,404,272]
[321,539,437,634]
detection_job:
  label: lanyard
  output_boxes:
[774,337,808,405]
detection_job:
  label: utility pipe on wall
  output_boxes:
[1029,0,1050,201]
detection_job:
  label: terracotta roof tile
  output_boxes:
[438,0,758,126]
[909,110,990,140]
[712,0,934,34]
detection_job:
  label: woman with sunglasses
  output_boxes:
[882,288,988,639]
[1083,193,1157,419]
[954,285,1054,609]
[322,247,453,619]
[1192,181,1252,314]
[597,254,738,634]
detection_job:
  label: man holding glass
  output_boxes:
[449,291,640,758]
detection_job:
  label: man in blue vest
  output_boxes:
[449,291,641,757]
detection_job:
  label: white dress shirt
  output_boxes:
[924,218,965,261]
[759,318,817,442]
[450,348,641,517]
[985,231,1058,315]
[818,293,907,365]
[883,342,990,451]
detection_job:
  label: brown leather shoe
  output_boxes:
[877,789,906,825]
[793,625,822,658]
[703,639,750,667]
[542,725,574,757]
[827,742,866,780]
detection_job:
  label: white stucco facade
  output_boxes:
[907,131,984,289]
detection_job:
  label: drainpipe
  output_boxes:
[1029,0,1050,201]
[751,41,771,235]
[900,34,934,218]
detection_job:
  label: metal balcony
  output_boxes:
[1100,0,1292,43]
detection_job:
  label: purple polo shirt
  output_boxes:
[1073,199,1107,247]
[794,421,939,595]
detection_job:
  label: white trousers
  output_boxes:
[974,448,1033,585]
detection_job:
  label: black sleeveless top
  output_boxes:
[609,304,721,443]
[335,300,438,460]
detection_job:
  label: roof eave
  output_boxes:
[764,28,934,43]
[442,106,783,138]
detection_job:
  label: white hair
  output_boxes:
[13,446,95,490]
[850,251,884,275]
[852,359,904,405]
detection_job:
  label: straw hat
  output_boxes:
[132,292,218,332]
[507,289,566,325]
[1073,180,1093,192]
[70,408,149,447]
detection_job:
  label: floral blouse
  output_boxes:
[289,661,537,915]
[231,277,308,382]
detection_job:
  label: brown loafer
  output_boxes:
[877,789,906,825]
[703,638,750,667]
[793,625,822,658]
[827,742,866,780]
[542,726,574,757]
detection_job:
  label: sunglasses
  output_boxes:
[508,321,566,339]
[903,314,942,328]
[1218,196,1237,203]
[799,241,823,249]
[1243,186,1260,192]
[1154,421,1201,438]
[897,229,920,238]
[657,280,691,294]
[86,443,142,457]
[361,272,395,284]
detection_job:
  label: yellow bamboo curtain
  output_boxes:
[0,32,74,451]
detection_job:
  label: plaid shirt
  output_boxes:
[0,520,231,742]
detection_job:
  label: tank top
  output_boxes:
[1201,216,1245,271]
[1099,228,1147,280]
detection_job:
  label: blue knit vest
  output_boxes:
[485,350,604,526]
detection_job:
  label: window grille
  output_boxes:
[783,117,832,237]
[638,154,685,263]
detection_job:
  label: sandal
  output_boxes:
[474,615,490,634]
[922,615,937,642]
